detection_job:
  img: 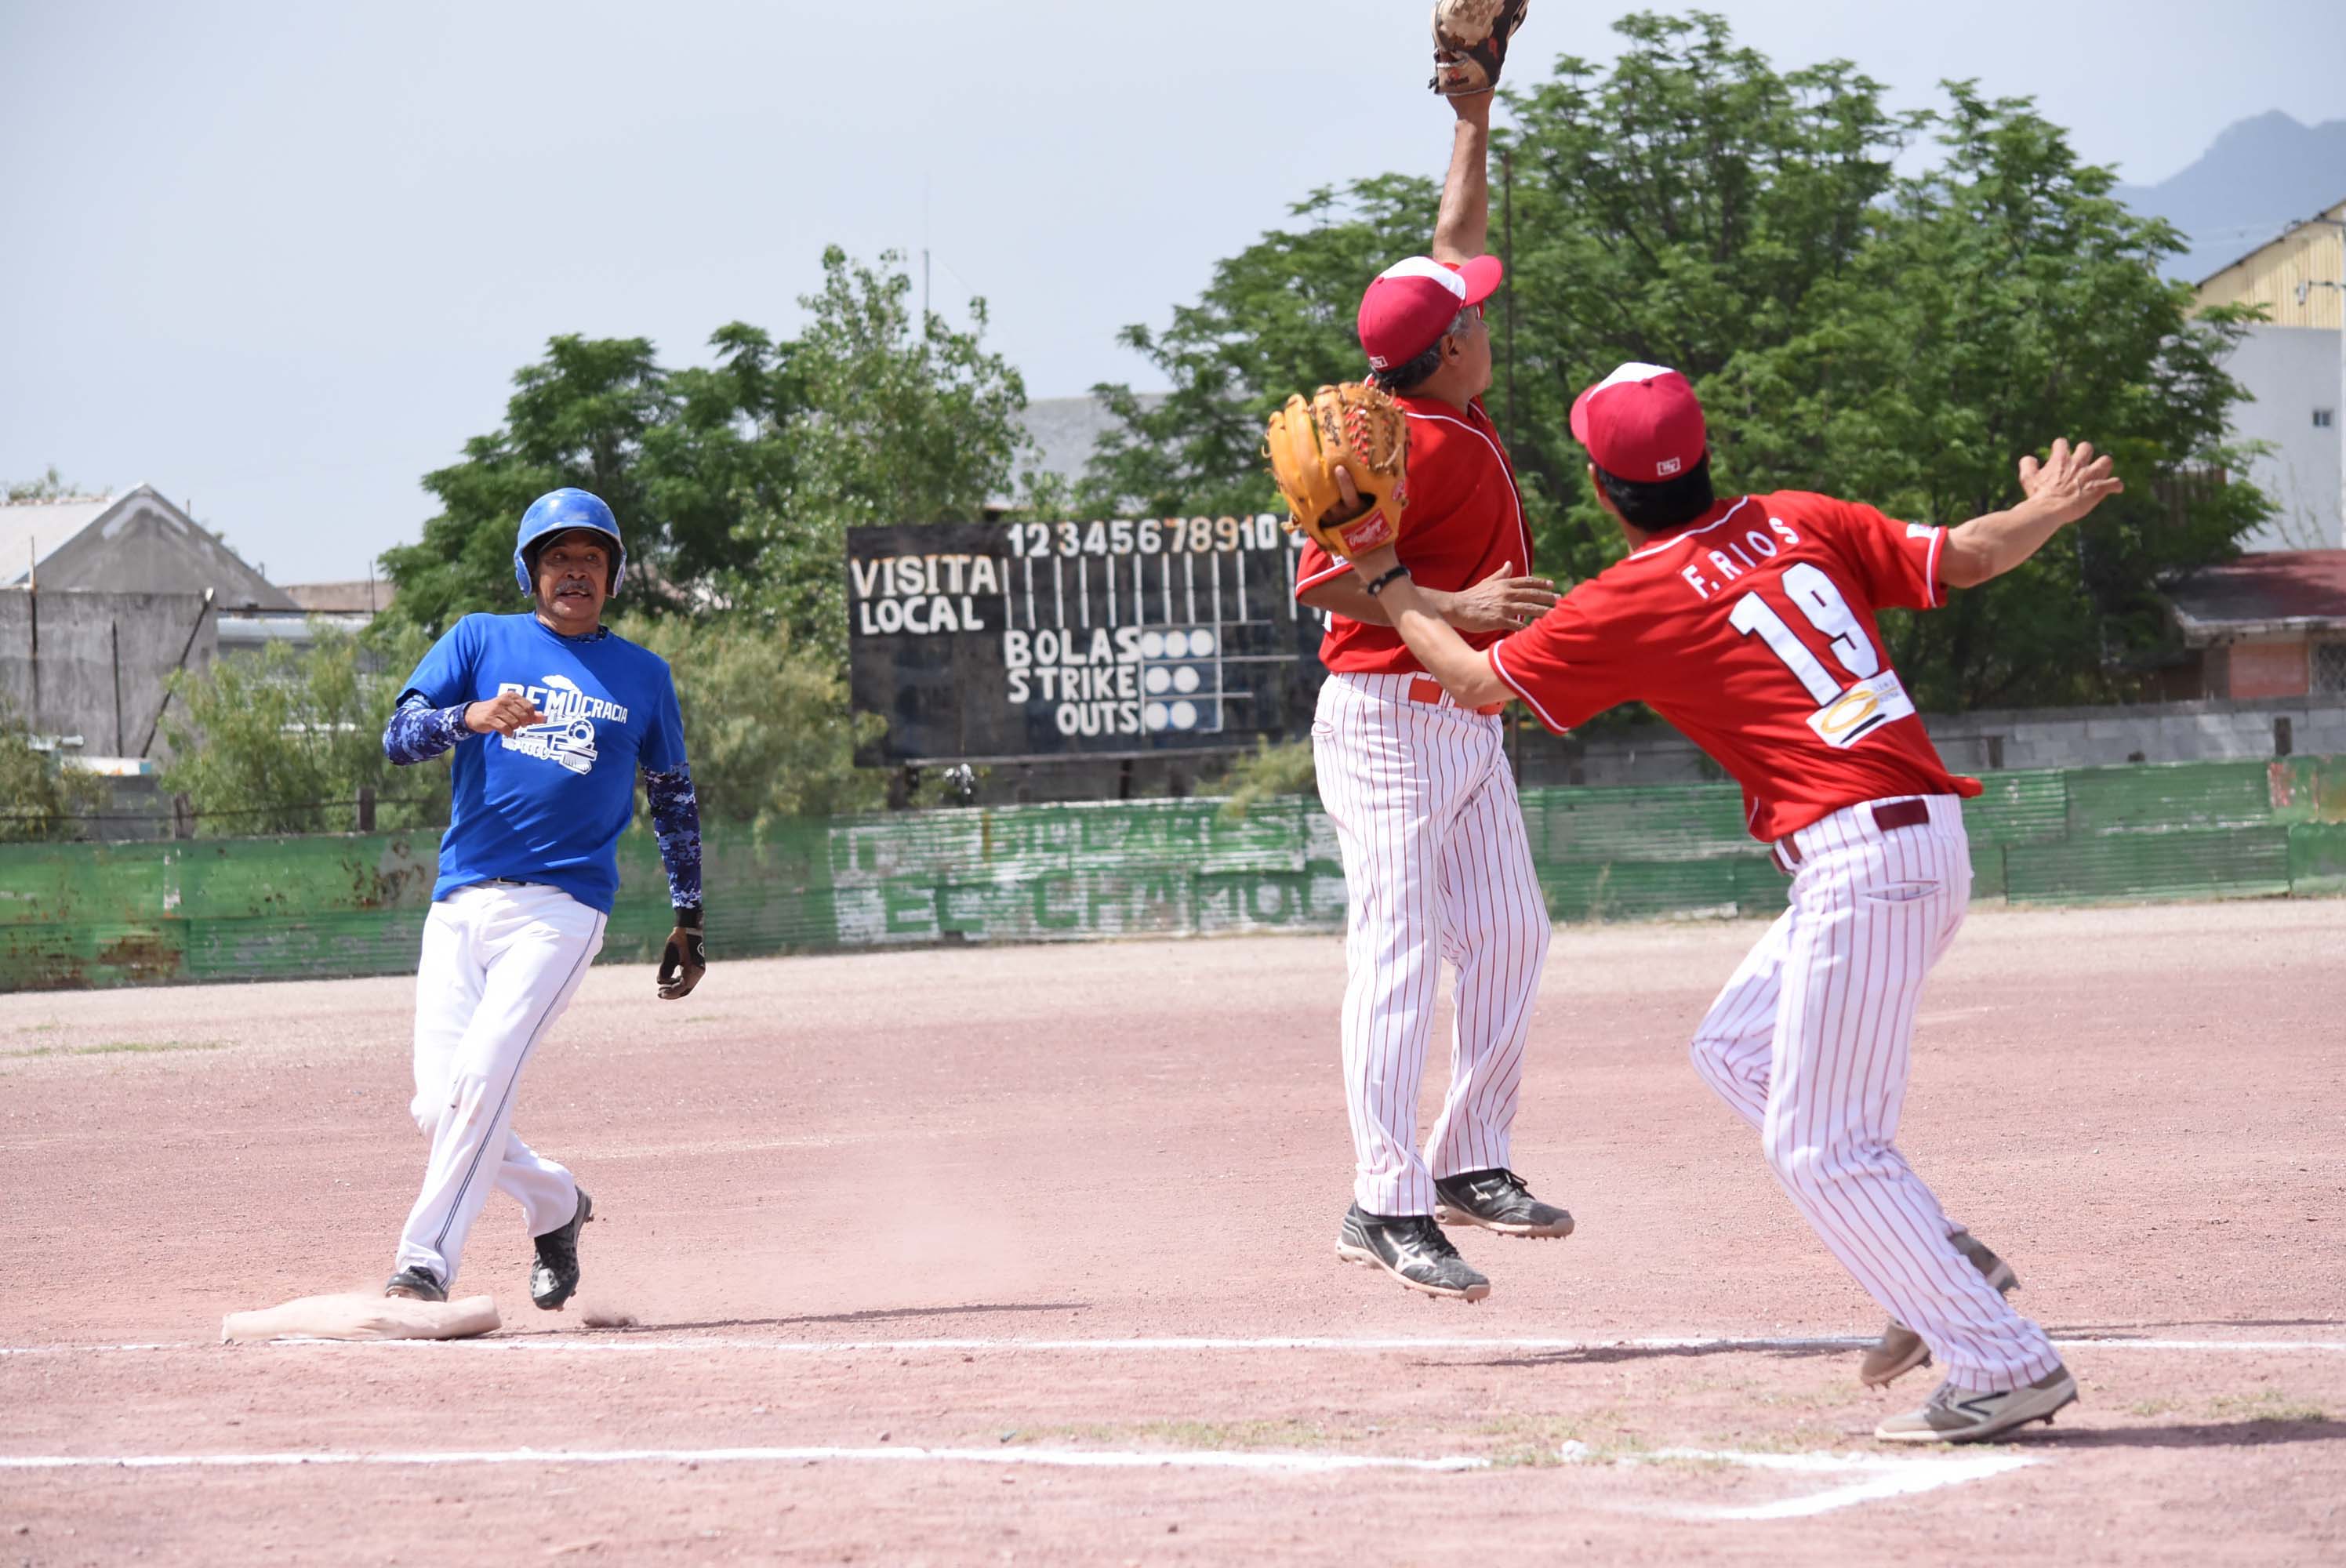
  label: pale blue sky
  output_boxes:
[4,1,2341,583]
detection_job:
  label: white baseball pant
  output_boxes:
[1313,670,1552,1217]
[1689,795,2061,1392]
[395,881,605,1288]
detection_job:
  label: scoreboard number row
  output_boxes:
[1005,515,1287,559]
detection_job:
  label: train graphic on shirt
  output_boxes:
[495,674,629,777]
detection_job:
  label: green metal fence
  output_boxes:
[4,757,2341,991]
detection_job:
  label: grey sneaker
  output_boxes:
[1432,1168,1575,1239]
[384,1265,446,1302]
[1335,1203,1492,1301]
[530,1186,593,1311]
[1876,1364,2077,1444]
[1861,1231,2020,1388]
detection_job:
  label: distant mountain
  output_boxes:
[2112,111,2346,282]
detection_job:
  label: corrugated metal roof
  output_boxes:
[0,495,119,584]
[2168,548,2346,641]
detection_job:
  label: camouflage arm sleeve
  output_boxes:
[383,692,472,766]
[643,764,703,917]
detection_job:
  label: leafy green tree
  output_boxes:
[739,247,1033,664]
[1087,9,2268,707]
[0,699,111,841]
[380,249,1032,661]
[379,334,783,633]
[5,466,100,503]
[158,626,447,837]
[1080,174,1436,521]
[614,614,883,827]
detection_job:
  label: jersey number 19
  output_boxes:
[1727,564,1912,750]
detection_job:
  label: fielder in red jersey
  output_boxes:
[1340,362,2124,1445]
[1298,87,1574,1310]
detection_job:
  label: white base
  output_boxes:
[221,1292,501,1344]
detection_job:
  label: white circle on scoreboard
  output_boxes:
[1145,702,1171,731]
[1140,631,1166,659]
[1188,628,1217,657]
[1171,665,1200,694]
[1171,700,1199,730]
[1156,629,1186,658]
[1144,666,1172,695]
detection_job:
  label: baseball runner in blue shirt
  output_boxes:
[376,488,706,1310]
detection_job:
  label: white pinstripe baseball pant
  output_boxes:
[396,882,605,1288]
[1689,795,2061,1392]
[1313,671,1552,1217]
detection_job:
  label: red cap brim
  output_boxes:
[1451,254,1504,307]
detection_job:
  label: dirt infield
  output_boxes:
[2,899,2342,1565]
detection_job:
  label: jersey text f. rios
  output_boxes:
[851,553,1006,635]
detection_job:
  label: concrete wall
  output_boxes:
[0,589,217,757]
[2224,321,2343,553]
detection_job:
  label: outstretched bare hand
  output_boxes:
[1444,561,1559,632]
[2019,438,2125,527]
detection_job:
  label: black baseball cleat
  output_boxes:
[1432,1168,1575,1239]
[530,1186,593,1311]
[1335,1203,1492,1301]
[384,1265,447,1303]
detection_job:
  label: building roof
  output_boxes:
[0,485,295,607]
[2168,550,2346,644]
[0,496,116,583]
[279,579,397,614]
[993,393,1169,508]
[2195,197,2345,329]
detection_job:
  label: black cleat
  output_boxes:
[1335,1203,1491,1301]
[384,1265,447,1302]
[530,1186,592,1311]
[1433,1168,1575,1239]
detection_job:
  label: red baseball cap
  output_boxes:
[1570,363,1708,481]
[1357,254,1503,371]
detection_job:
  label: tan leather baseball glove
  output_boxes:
[1265,383,1411,559]
[1430,0,1528,97]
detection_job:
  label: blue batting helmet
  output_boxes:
[513,488,626,596]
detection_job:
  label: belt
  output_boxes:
[1407,675,1504,717]
[1772,797,1934,873]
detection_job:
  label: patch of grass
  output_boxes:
[1011,1417,1342,1452]
[2125,1397,2184,1418]
[1,1040,231,1060]
[2208,1390,2330,1424]
[1712,1421,1848,1454]
[1477,1411,1655,1468]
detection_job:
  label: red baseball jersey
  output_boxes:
[1488,491,1981,842]
[1295,394,1534,676]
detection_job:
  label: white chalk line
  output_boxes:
[1610,1446,2039,1522]
[0,1444,1478,1476]
[0,1442,2032,1517]
[4,1333,2342,1358]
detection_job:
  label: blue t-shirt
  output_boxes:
[400,613,687,914]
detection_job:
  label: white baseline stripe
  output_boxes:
[0,1442,2037,1519]
[5,1333,2341,1358]
[0,1444,1480,1475]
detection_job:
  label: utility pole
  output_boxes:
[1500,148,1518,453]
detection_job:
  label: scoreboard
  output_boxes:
[846,516,1327,764]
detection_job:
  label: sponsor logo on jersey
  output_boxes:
[1806,669,1915,750]
[496,673,627,776]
